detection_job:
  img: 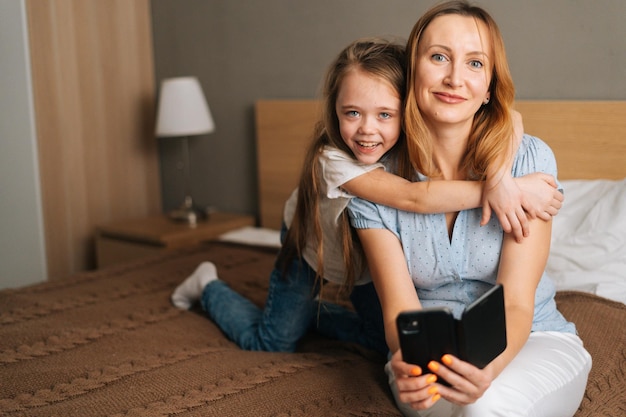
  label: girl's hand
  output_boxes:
[480,109,530,242]
[481,172,529,242]
[481,172,563,242]
[390,350,442,410]
[427,354,494,406]
[515,173,563,220]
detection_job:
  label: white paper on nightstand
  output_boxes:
[218,226,281,248]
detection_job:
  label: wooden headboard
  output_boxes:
[256,100,626,230]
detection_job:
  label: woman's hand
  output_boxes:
[427,354,494,406]
[515,173,563,220]
[390,350,442,410]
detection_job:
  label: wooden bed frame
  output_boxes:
[256,100,626,229]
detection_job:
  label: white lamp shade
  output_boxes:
[155,76,215,137]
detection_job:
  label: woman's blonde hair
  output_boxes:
[277,37,410,293]
[405,0,515,180]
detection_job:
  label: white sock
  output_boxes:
[171,261,219,309]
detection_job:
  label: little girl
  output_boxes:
[171,38,561,354]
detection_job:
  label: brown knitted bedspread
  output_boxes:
[1,242,624,416]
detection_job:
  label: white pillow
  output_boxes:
[546,178,626,304]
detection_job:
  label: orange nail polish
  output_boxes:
[410,366,422,376]
[442,354,453,365]
[426,374,437,384]
[428,361,439,372]
[432,393,441,403]
[428,386,438,395]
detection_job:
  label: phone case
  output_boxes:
[396,284,507,372]
[458,284,507,368]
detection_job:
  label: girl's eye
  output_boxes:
[347,110,359,117]
[380,112,391,119]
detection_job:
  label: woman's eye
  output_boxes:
[469,60,483,69]
[432,53,447,62]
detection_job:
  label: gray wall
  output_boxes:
[151,0,626,221]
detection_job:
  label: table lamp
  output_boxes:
[155,76,215,226]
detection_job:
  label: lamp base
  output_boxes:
[168,196,207,227]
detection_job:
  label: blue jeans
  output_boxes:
[200,226,387,353]
[315,282,387,355]
[201,255,318,352]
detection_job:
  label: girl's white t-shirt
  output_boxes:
[282,146,383,285]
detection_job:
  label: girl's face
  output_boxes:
[336,68,401,165]
[414,14,492,132]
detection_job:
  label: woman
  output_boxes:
[348,2,592,416]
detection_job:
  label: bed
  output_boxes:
[1,100,624,416]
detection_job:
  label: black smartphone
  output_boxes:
[396,285,506,373]
[396,307,457,372]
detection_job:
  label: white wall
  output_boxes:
[0,0,47,289]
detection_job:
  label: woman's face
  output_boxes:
[336,68,402,165]
[413,14,493,131]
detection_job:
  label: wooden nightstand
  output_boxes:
[95,212,255,268]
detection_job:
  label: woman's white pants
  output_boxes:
[388,331,592,417]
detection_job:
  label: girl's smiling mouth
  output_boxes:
[356,141,380,149]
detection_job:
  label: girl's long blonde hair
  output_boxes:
[405,0,516,180]
[276,37,411,293]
